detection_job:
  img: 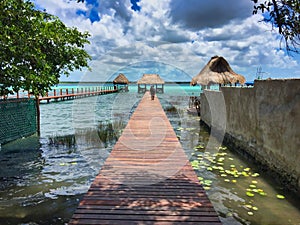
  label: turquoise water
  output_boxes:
[0,84,299,224]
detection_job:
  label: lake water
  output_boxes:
[0,84,299,225]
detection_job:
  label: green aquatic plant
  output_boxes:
[164,105,177,113]
[48,134,76,148]
[276,194,285,199]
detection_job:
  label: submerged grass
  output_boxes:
[48,119,126,148]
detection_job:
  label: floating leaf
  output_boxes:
[204,180,213,185]
[242,172,249,177]
[252,206,258,211]
[247,211,254,216]
[217,157,225,162]
[249,184,257,188]
[246,192,255,197]
[245,204,252,209]
[276,194,285,199]
[244,168,251,172]
[251,180,258,184]
[231,180,237,183]
[225,170,232,174]
[252,173,260,177]
[224,179,230,182]
[207,167,213,171]
[194,144,204,149]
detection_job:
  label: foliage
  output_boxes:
[0,0,91,97]
[252,0,300,54]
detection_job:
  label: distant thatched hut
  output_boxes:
[137,74,165,93]
[113,73,129,92]
[190,56,245,89]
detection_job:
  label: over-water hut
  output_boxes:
[137,74,165,93]
[190,56,246,89]
[113,73,129,92]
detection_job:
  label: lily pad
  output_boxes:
[246,192,255,197]
[259,192,267,196]
[247,211,254,216]
[276,194,285,199]
[245,204,252,209]
[242,172,249,177]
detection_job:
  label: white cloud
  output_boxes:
[33,0,299,81]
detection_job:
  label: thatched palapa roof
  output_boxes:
[190,56,246,86]
[137,74,165,84]
[113,73,129,84]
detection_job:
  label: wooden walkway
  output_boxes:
[3,86,118,103]
[39,86,118,103]
[69,92,222,225]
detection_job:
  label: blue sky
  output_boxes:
[33,0,300,82]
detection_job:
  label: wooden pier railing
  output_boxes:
[38,86,118,103]
[69,92,222,225]
[2,86,118,103]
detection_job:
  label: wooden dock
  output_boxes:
[69,92,222,225]
[39,86,118,103]
[3,86,118,103]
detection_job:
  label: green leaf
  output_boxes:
[276,194,285,199]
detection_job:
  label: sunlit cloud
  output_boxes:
[33,0,300,81]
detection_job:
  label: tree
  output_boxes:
[0,0,91,97]
[252,0,300,54]
[0,0,91,134]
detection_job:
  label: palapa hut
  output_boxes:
[190,56,246,89]
[137,74,165,93]
[113,73,129,92]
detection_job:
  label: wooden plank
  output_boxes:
[69,92,222,225]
